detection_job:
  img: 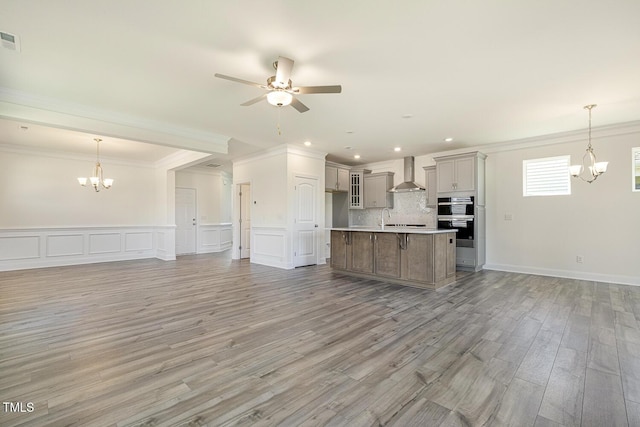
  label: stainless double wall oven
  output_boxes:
[437,196,475,248]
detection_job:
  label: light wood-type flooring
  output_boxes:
[1,253,640,426]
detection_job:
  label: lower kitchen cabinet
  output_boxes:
[350,231,374,273]
[330,230,456,289]
[330,230,349,270]
[434,233,456,283]
[374,232,401,278]
[401,233,456,286]
[401,234,435,283]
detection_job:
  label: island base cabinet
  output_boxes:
[374,232,401,278]
[401,234,435,283]
[400,233,456,288]
[330,230,349,270]
[330,230,456,289]
[434,233,456,284]
[351,232,374,273]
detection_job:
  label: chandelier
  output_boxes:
[569,104,608,183]
[77,138,113,192]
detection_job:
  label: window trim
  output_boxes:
[633,147,640,192]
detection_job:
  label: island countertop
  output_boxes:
[329,226,457,234]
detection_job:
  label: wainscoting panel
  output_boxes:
[155,226,176,261]
[252,227,290,269]
[124,232,154,252]
[46,234,84,257]
[0,226,169,271]
[0,235,40,260]
[198,223,233,254]
[89,233,121,254]
[220,228,232,247]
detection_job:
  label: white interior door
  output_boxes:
[239,184,251,259]
[176,187,196,255]
[294,176,318,267]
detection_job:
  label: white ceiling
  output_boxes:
[1,1,639,167]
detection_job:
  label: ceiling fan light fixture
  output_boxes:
[267,90,292,107]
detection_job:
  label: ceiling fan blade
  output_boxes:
[274,56,294,88]
[240,94,267,106]
[290,97,310,113]
[215,73,265,89]
[293,85,342,94]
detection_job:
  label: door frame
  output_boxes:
[233,181,251,260]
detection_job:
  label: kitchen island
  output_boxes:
[330,227,457,289]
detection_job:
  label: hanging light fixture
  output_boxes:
[77,138,113,192]
[569,104,608,183]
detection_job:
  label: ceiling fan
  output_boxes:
[215,56,342,113]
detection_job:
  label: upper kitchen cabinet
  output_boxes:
[364,172,394,208]
[349,169,371,209]
[325,162,350,192]
[423,166,437,207]
[434,152,486,201]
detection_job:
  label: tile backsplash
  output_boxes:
[349,191,436,227]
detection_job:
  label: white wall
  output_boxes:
[175,168,233,254]
[232,145,326,269]
[0,145,213,269]
[175,168,232,224]
[232,148,288,266]
[0,149,156,227]
[484,128,640,285]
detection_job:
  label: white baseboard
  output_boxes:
[484,263,640,287]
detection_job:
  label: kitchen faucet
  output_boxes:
[381,208,391,229]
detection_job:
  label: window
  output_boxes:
[633,147,640,192]
[523,155,571,197]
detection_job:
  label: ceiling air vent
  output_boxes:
[1,31,21,52]
[205,163,221,168]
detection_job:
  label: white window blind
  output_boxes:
[523,156,571,196]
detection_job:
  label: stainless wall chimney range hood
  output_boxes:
[390,156,425,192]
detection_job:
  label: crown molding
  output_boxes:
[0,142,157,168]
[155,150,213,170]
[478,120,640,156]
[0,87,231,154]
[416,120,640,162]
[233,143,326,167]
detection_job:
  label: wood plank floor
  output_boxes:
[1,253,639,426]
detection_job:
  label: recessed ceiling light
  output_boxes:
[344,146,352,150]
[444,137,454,142]
[402,114,413,119]
[304,141,311,146]
[346,130,354,134]
[394,147,401,152]
[354,154,361,159]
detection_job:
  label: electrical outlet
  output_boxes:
[576,255,584,263]
[504,213,513,221]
